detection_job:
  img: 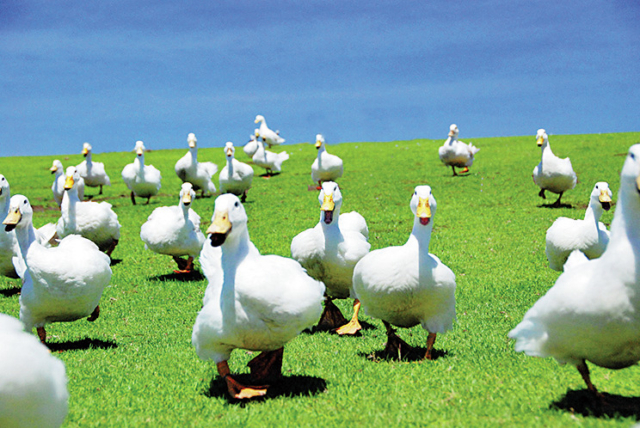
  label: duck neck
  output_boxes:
[583,202,602,225]
[540,142,553,164]
[14,222,37,263]
[179,201,190,221]
[219,229,252,312]
[407,217,433,254]
[317,145,326,163]
[135,155,145,174]
[226,156,234,176]
[446,136,457,145]
[61,188,80,229]
[1,195,8,219]
[190,147,198,163]
[320,208,343,241]
[85,152,93,171]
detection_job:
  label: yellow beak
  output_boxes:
[448,130,455,137]
[188,140,196,148]
[599,190,612,204]
[182,192,192,205]
[64,175,74,190]
[207,210,232,235]
[81,147,88,156]
[417,197,431,220]
[636,176,640,194]
[50,165,58,173]
[3,207,21,227]
[254,118,260,124]
[136,147,144,156]
[315,140,322,148]
[536,136,544,146]
[225,147,233,157]
[321,194,335,211]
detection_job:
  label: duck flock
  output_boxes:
[1,116,639,425]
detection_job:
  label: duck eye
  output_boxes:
[631,153,636,160]
[234,201,240,208]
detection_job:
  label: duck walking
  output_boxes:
[175,133,218,197]
[545,182,612,271]
[76,142,110,195]
[353,186,456,360]
[311,134,343,190]
[438,124,480,176]
[252,139,289,178]
[219,142,254,202]
[51,160,84,205]
[533,129,577,207]
[254,115,285,148]
[121,140,162,205]
[192,194,324,400]
[510,144,640,396]
[291,182,370,335]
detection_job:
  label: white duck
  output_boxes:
[76,142,110,194]
[175,133,218,197]
[51,160,84,205]
[252,139,289,177]
[255,114,285,148]
[509,144,640,396]
[219,142,254,202]
[243,131,260,159]
[192,194,324,400]
[121,140,162,205]
[140,183,205,274]
[311,134,343,190]
[0,313,69,428]
[291,182,369,335]
[4,195,112,343]
[533,129,577,207]
[545,182,612,271]
[56,167,121,256]
[353,185,456,360]
[438,124,480,176]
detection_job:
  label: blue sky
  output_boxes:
[1,0,638,157]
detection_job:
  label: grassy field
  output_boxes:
[1,132,640,427]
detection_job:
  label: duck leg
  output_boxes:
[146,196,151,204]
[99,185,103,195]
[551,192,564,208]
[316,298,348,331]
[382,321,415,360]
[334,299,362,336]
[105,239,118,257]
[424,332,437,360]
[173,256,194,274]
[577,360,602,397]
[130,191,137,205]
[459,166,469,174]
[216,361,267,400]
[87,305,100,322]
[247,347,284,384]
[451,166,458,176]
[241,191,247,203]
[36,326,47,344]
[538,188,546,199]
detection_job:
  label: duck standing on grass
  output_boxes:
[122,140,162,205]
[140,183,205,274]
[192,194,324,400]
[252,139,289,178]
[219,142,254,202]
[533,129,577,207]
[510,144,640,397]
[76,142,110,195]
[0,313,69,428]
[56,167,121,257]
[254,114,285,148]
[0,175,20,279]
[291,182,369,335]
[545,182,612,271]
[353,185,456,360]
[438,124,480,176]
[310,134,343,190]
[51,160,84,205]
[175,133,218,197]
[4,195,112,344]
[243,131,260,159]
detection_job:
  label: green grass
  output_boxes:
[1,132,640,426]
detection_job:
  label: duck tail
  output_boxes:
[508,318,549,358]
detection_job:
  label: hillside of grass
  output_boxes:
[1,132,640,427]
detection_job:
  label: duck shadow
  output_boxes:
[109,258,123,266]
[204,374,327,405]
[537,203,573,209]
[46,337,118,352]
[304,319,377,336]
[0,285,21,297]
[359,347,449,363]
[550,388,640,419]
[149,270,206,282]
[259,172,281,179]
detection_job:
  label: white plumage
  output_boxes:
[0,313,69,428]
[311,134,343,189]
[545,182,612,271]
[252,139,289,176]
[121,140,162,204]
[254,114,285,148]
[438,124,480,175]
[175,133,218,196]
[353,185,456,360]
[3,195,112,343]
[140,183,205,274]
[56,167,121,256]
[291,181,369,334]
[76,142,111,194]
[509,144,640,395]
[193,194,324,399]
[532,129,577,206]
[0,175,20,279]
[243,132,260,158]
[219,142,254,201]
[50,160,84,205]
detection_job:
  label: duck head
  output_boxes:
[255,115,265,125]
[315,134,325,150]
[225,142,235,159]
[0,175,8,200]
[319,181,342,225]
[64,166,81,191]
[3,195,32,232]
[134,141,146,157]
[206,194,247,247]
[50,160,63,175]
[411,185,436,226]
[621,144,640,197]
[188,133,197,149]
[536,129,548,147]
[592,182,613,211]
[448,124,459,138]
[180,182,195,207]
[81,142,92,157]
